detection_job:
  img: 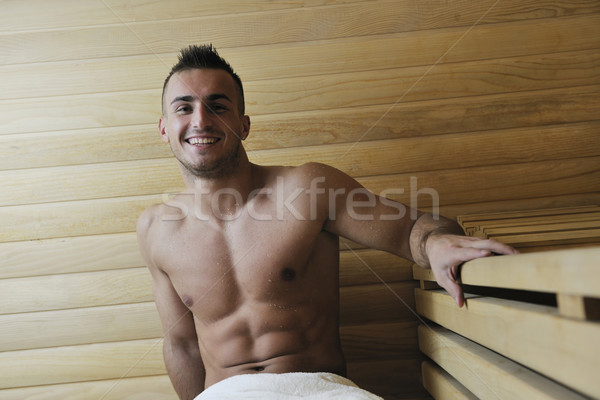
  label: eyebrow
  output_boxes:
[170,93,233,106]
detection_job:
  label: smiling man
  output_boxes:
[137,44,517,400]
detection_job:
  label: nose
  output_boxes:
[191,104,211,130]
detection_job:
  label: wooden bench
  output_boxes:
[414,207,600,399]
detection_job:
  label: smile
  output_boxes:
[187,137,220,145]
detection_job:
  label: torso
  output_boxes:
[147,165,346,387]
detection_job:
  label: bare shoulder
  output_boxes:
[277,162,351,186]
[136,203,162,240]
[136,202,177,269]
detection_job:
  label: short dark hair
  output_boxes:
[162,44,245,115]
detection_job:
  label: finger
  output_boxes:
[438,275,464,308]
[470,238,519,255]
[446,246,491,266]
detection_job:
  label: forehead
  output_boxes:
[165,68,238,102]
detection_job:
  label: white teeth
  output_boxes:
[188,137,218,145]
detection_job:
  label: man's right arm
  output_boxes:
[137,209,205,400]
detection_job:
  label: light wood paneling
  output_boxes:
[0,302,162,352]
[421,361,478,400]
[6,0,599,64]
[0,0,367,32]
[419,325,588,400]
[0,375,177,400]
[0,339,165,389]
[2,0,599,398]
[3,13,600,101]
[0,233,143,278]
[3,49,600,135]
[0,268,154,314]
[413,247,600,297]
[415,289,600,399]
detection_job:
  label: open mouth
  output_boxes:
[186,137,221,146]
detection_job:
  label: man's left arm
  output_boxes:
[310,163,518,307]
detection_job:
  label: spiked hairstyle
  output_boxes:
[162,44,245,115]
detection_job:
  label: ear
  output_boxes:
[159,117,169,143]
[240,115,251,141]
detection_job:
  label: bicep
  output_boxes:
[136,213,197,342]
[320,166,418,258]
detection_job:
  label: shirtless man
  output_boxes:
[137,45,517,399]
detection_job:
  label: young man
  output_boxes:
[137,44,517,399]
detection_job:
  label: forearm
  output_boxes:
[409,212,464,267]
[163,339,205,400]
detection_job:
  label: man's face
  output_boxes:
[159,68,250,179]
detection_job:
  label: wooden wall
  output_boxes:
[1,1,599,399]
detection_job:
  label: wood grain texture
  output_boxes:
[2,49,599,135]
[5,0,599,64]
[415,289,600,399]
[416,246,600,297]
[0,339,166,389]
[0,302,162,352]
[3,121,598,206]
[0,0,366,32]
[5,0,599,33]
[0,268,154,314]
[0,375,177,400]
[3,13,600,101]
[421,361,478,400]
[419,325,588,400]
[2,1,599,398]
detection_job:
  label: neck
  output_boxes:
[180,152,257,222]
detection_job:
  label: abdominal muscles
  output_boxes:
[197,298,345,386]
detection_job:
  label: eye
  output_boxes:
[208,103,228,114]
[175,104,192,113]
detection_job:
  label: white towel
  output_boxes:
[195,372,384,399]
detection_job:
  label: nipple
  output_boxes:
[281,268,296,281]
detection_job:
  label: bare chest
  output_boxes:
[155,215,338,321]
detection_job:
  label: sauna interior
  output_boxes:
[1,1,599,399]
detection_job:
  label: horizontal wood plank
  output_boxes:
[419,325,587,399]
[341,321,420,361]
[3,121,599,206]
[0,374,177,400]
[5,0,598,64]
[439,193,600,221]
[0,233,143,279]
[0,0,483,64]
[415,289,600,398]
[421,360,478,400]
[2,49,599,135]
[340,282,418,325]
[0,0,365,32]
[5,0,600,33]
[0,268,154,314]
[0,302,161,352]
[415,247,600,298]
[0,339,165,389]
[3,14,600,100]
